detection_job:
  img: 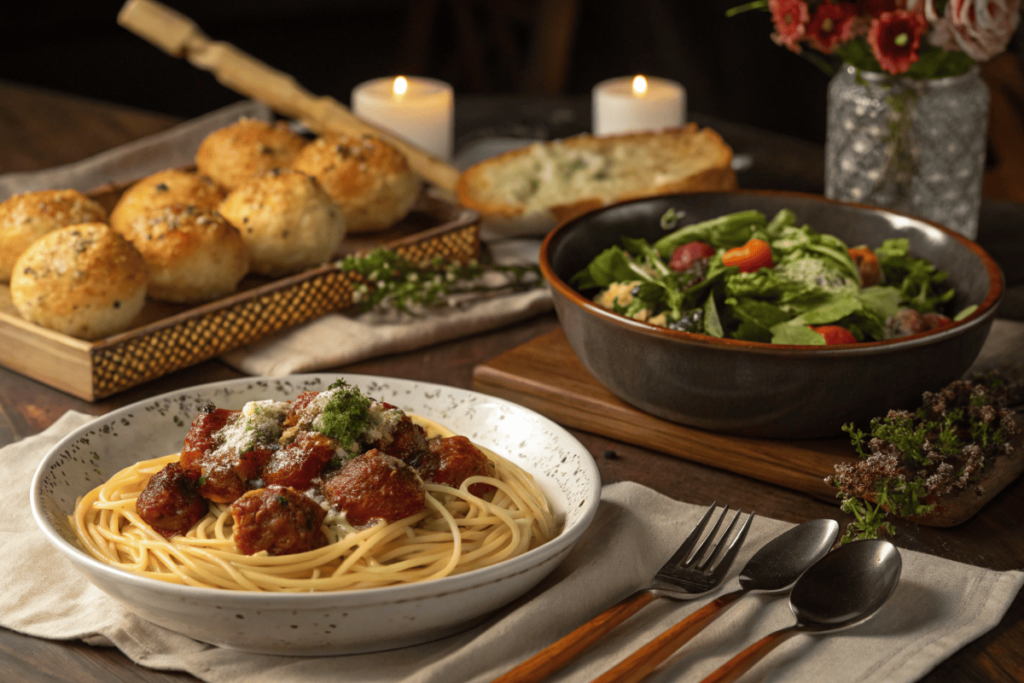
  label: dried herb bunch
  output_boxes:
[829,371,1021,544]
[338,248,542,314]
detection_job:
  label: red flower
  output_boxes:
[769,0,811,52]
[867,10,929,73]
[807,2,860,53]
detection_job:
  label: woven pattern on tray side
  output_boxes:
[89,220,480,400]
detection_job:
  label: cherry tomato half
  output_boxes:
[669,241,716,272]
[722,239,773,273]
[923,312,952,330]
[809,325,858,345]
[848,246,881,287]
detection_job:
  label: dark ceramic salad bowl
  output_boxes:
[539,190,1004,439]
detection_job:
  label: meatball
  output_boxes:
[263,431,339,489]
[136,463,208,538]
[179,404,232,468]
[282,391,319,431]
[321,450,425,527]
[230,486,327,556]
[417,436,497,497]
[372,414,429,464]
[178,405,277,503]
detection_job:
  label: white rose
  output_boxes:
[925,0,1021,62]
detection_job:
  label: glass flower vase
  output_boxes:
[824,63,990,240]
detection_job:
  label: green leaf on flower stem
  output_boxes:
[833,38,976,81]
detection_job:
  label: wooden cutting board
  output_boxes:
[472,327,858,503]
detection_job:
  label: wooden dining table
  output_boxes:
[1,79,1022,683]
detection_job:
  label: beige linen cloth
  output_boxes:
[3,413,1023,683]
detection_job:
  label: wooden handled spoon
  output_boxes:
[592,519,839,683]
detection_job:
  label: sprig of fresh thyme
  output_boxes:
[337,248,542,315]
[830,372,1020,544]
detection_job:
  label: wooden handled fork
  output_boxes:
[491,503,754,683]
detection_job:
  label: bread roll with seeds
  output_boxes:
[0,189,108,282]
[195,118,308,190]
[291,133,420,234]
[218,168,346,277]
[109,168,224,235]
[10,222,147,340]
[116,205,249,304]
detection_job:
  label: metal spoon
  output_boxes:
[700,538,902,683]
[592,518,840,683]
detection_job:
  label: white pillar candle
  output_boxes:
[351,76,454,160]
[592,75,686,137]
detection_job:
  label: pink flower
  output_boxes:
[867,10,930,73]
[769,0,811,52]
[807,1,860,53]
[928,0,1021,62]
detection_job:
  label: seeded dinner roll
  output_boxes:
[218,168,346,277]
[109,168,224,235]
[290,133,421,234]
[116,205,249,304]
[195,118,308,190]
[10,222,147,340]
[0,189,108,282]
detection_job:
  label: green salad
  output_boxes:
[571,208,974,345]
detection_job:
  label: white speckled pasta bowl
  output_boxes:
[31,374,602,656]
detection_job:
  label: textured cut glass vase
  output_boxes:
[825,63,989,240]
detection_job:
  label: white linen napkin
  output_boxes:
[4,412,1021,683]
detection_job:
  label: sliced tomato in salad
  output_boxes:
[809,325,858,345]
[669,240,716,272]
[722,239,773,273]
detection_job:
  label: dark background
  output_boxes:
[1,0,837,144]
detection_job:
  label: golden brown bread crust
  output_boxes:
[218,169,347,277]
[290,133,421,234]
[195,118,308,191]
[109,169,224,235]
[115,205,250,304]
[456,124,738,219]
[10,222,147,340]
[0,189,108,282]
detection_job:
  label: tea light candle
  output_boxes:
[351,76,454,160]
[592,75,686,136]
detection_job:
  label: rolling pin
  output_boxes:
[116,0,461,192]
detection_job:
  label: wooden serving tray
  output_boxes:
[472,328,1024,524]
[472,328,856,502]
[0,190,480,401]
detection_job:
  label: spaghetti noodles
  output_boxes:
[70,396,557,592]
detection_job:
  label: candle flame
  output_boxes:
[632,75,648,96]
[393,76,408,96]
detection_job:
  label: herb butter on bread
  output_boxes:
[456,124,738,236]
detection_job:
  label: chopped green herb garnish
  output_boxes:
[314,380,372,450]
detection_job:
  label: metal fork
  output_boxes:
[491,503,755,683]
